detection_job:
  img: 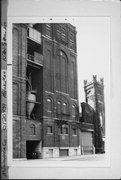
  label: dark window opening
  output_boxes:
[30,124,36,135]
[73,128,77,135]
[64,127,68,134]
[60,126,63,134]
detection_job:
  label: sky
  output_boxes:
[71,17,110,108]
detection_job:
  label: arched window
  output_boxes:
[55,51,68,93]
[30,124,36,135]
[61,57,67,93]
[72,104,76,119]
[47,98,52,116]
[57,101,61,114]
[46,50,52,91]
[71,61,75,98]
[63,102,67,114]
[55,55,61,91]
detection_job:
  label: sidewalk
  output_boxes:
[34,154,105,161]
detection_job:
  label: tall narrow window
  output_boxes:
[46,24,51,37]
[13,28,19,115]
[64,127,68,134]
[60,126,63,134]
[47,126,53,134]
[30,124,36,135]
[61,57,67,93]
[46,50,52,91]
[71,62,75,98]
[47,98,52,116]
[55,55,61,91]
[13,28,19,76]
[63,102,67,114]
[57,101,61,114]
[55,51,68,93]
[73,128,77,135]
[72,104,76,119]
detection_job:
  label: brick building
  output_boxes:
[80,102,95,155]
[12,23,81,159]
[84,75,105,153]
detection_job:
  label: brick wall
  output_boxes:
[12,24,27,158]
[42,118,79,148]
[42,23,79,149]
[12,23,79,158]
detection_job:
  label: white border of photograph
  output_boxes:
[7,0,121,179]
[7,16,110,167]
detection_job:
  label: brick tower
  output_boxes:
[84,75,105,153]
[12,23,80,159]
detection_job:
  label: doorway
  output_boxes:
[81,131,93,154]
[26,140,41,159]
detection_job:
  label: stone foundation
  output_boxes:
[42,147,81,159]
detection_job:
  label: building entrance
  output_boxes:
[26,140,41,159]
[81,132,93,154]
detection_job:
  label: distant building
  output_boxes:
[12,23,81,159]
[84,75,105,153]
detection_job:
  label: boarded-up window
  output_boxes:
[82,132,93,147]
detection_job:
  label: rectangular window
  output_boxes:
[47,126,53,134]
[73,128,77,135]
[30,125,36,135]
[64,127,68,134]
[60,126,63,134]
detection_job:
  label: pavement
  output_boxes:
[31,154,105,161]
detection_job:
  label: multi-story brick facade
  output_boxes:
[12,23,81,159]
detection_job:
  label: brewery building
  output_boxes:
[12,23,104,159]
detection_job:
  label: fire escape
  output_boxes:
[26,24,43,159]
[26,24,43,120]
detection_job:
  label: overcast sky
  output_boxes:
[71,17,110,109]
